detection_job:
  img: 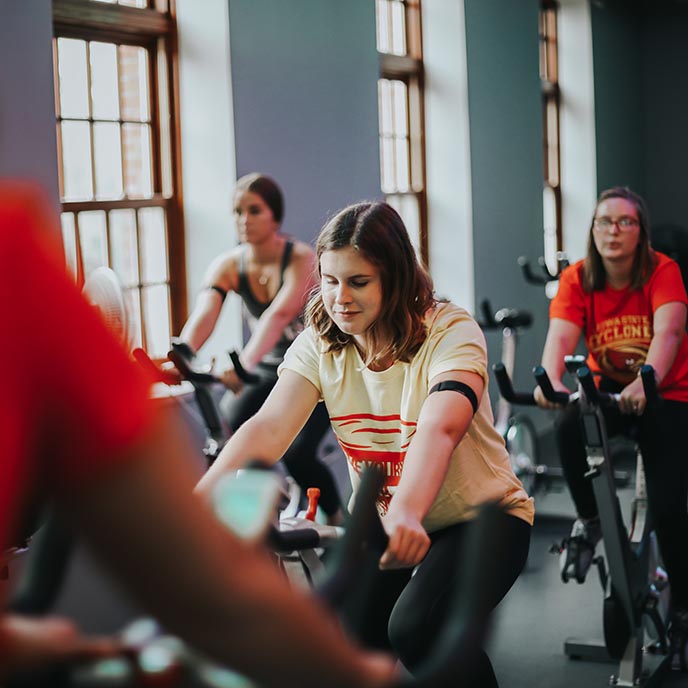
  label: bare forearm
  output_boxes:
[241,308,294,371]
[541,340,570,384]
[389,425,454,521]
[541,319,582,385]
[179,295,222,352]
[645,330,682,383]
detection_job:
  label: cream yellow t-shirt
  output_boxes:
[279,301,534,531]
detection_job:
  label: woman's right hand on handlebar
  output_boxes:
[219,366,245,394]
[380,510,431,570]
[534,380,570,410]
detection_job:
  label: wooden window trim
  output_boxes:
[53,0,187,340]
[539,1,562,255]
[378,1,428,267]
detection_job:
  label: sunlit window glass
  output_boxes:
[90,41,120,120]
[376,0,426,265]
[54,0,183,354]
[143,284,171,358]
[57,38,89,119]
[110,209,139,286]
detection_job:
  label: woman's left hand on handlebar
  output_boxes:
[620,376,646,415]
[379,510,430,570]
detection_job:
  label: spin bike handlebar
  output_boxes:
[168,338,261,386]
[533,366,572,406]
[478,300,533,332]
[518,253,569,286]
[494,361,660,410]
[535,364,660,409]
[492,362,536,406]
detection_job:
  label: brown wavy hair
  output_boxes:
[583,186,657,292]
[305,202,436,365]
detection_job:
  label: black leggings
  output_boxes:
[556,385,688,608]
[219,368,341,516]
[346,512,530,685]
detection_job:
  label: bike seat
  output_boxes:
[494,308,533,329]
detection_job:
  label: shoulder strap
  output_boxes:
[279,239,294,288]
[237,245,250,293]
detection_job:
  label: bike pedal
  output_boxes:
[549,540,564,555]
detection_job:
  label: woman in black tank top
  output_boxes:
[178,173,342,520]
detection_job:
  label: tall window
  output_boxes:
[53,0,185,358]
[539,1,562,273]
[375,0,427,266]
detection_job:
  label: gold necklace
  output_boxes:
[257,271,269,286]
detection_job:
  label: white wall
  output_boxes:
[176,0,242,364]
[558,0,597,263]
[422,0,474,309]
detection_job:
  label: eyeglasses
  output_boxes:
[593,216,640,232]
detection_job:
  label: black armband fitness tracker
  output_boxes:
[428,380,479,415]
[207,285,228,302]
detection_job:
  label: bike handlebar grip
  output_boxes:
[492,363,535,405]
[169,338,197,361]
[269,527,322,553]
[228,350,261,385]
[533,366,570,405]
[479,299,497,330]
[577,366,599,404]
[518,256,549,285]
[316,467,388,607]
[640,365,660,411]
[167,349,218,385]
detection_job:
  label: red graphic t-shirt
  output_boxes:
[550,253,688,401]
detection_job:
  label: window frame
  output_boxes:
[377,0,428,267]
[539,0,563,266]
[52,0,187,352]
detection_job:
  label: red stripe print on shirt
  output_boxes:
[331,412,418,514]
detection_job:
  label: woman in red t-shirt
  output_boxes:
[534,186,688,669]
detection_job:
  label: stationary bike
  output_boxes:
[479,299,560,495]
[535,358,671,687]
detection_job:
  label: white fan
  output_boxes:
[82,266,133,349]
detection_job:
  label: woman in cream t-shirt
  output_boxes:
[197,201,533,687]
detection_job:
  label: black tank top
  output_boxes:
[237,239,303,368]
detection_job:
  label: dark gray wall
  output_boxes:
[228,0,381,242]
[642,5,688,228]
[464,0,549,395]
[0,0,60,208]
[590,4,645,196]
[592,1,688,230]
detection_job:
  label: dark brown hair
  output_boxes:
[583,186,656,292]
[234,173,284,223]
[305,202,436,365]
